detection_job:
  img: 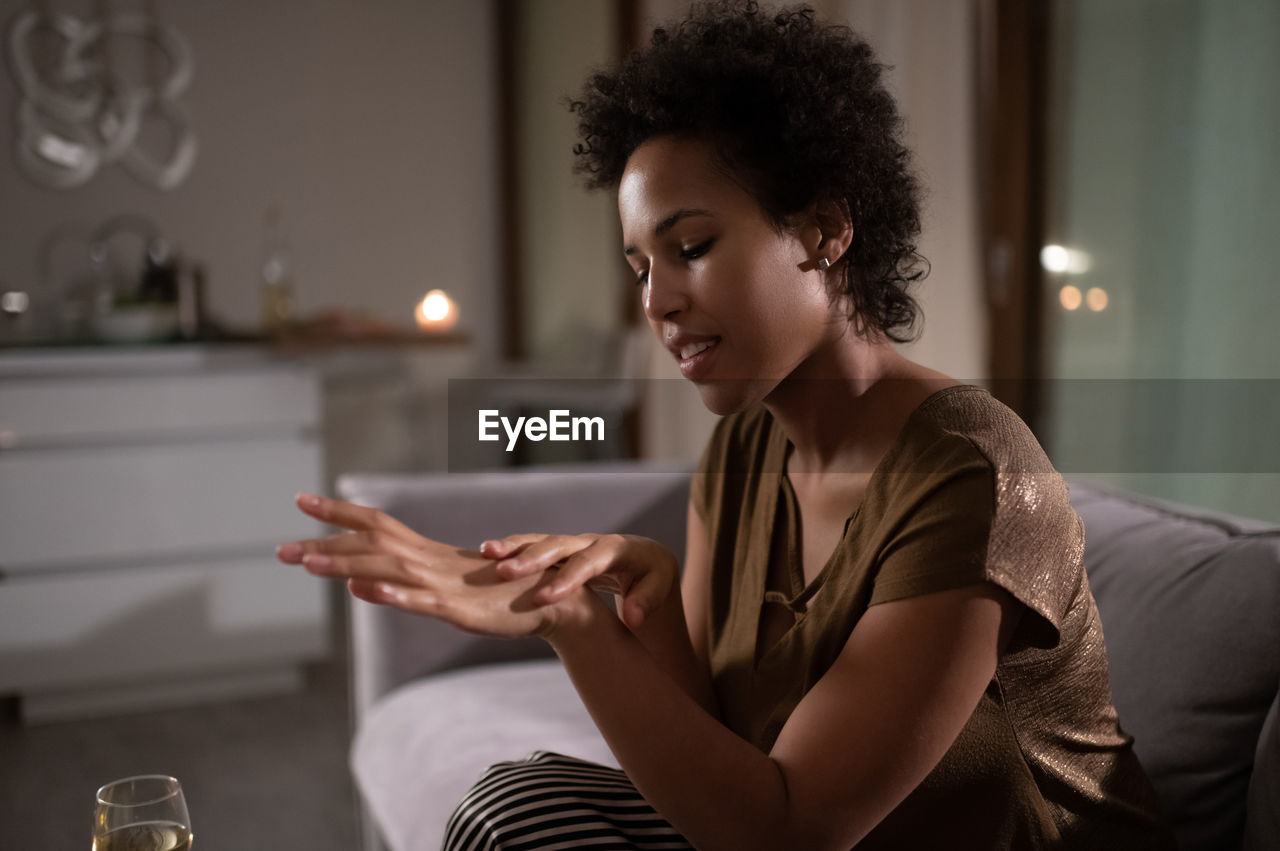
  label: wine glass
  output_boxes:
[92,775,193,850]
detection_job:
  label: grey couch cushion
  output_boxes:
[1068,479,1280,851]
[1245,693,1280,850]
[351,659,616,851]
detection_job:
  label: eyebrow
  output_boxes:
[623,208,712,255]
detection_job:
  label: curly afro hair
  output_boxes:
[570,0,926,343]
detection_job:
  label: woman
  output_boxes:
[277,2,1173,847]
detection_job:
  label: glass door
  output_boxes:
[1040,0,1280,521]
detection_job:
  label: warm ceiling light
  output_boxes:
[1042,245,1070,273]
[1059,285,1082,311]
[1041,244,1093,274]
[1086,287,1109,312]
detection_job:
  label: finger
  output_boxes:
[348,579,447,624]
[479,534,547,558]
[276,533,368,564]
[495,535,591,579]
[348,578,407,606]
[277,529,420,565]
[533,542,622,603]
[295,492,425,545]
[301,552,419,585]
[478,540,512,558]
[619,564,673,630]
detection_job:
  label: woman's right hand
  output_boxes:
[481,533,679,630]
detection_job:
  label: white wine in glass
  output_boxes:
[92,775,193,851]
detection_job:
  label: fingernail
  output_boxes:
[276,542,302,561]
[295,492,321,509]
[379,584,406,603]
[303,554,331,569]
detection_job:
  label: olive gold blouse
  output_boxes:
[690,385,1173,849]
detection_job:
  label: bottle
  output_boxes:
[139,238,179,305]
[260,202,296,334]
[177,261,207,340]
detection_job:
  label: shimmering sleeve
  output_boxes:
[868,431,1081,649]
[983,468,1084,648]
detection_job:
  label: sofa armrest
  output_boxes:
[337,461,691,726]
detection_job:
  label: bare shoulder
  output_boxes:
[899,365,966,398]
[871,363,967,432]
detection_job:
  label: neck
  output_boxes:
[761,326,922,475]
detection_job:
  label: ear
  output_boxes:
[803,199,853,270]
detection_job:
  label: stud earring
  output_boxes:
[816,257,831,270]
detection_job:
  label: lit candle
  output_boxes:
[415,289,458,332]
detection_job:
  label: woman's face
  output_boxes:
[619,136,844,414]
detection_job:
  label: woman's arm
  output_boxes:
[281,492,1021,849]
[546,580,1021,851]
[478,499,721,718]
[622,501,720,718]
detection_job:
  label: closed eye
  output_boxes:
[680,239,714,261]
[630,238,713,287]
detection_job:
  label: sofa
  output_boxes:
[339,463,1279,851]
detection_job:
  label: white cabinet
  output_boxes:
[0,347,329,721]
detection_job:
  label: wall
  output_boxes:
[820,0,987,384]
[1,0,992,477]
[0,0,500,358]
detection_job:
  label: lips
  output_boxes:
[665,331,717,357]
[679,339,716,359]
[667,335,720,380]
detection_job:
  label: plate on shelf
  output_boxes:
[90,306,179,343]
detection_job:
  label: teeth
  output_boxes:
[680,340,715,359]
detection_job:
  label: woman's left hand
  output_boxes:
[276,493,594,639]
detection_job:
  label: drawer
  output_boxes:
[0,554,329,692]
[0,438,323,572]
[0,368,317,447]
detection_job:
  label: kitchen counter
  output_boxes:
[0,331,470,377]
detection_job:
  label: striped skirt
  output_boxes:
[443,751,695,850]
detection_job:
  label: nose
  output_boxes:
[641,264,689,325]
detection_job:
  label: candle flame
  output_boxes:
[416,289,458,331]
